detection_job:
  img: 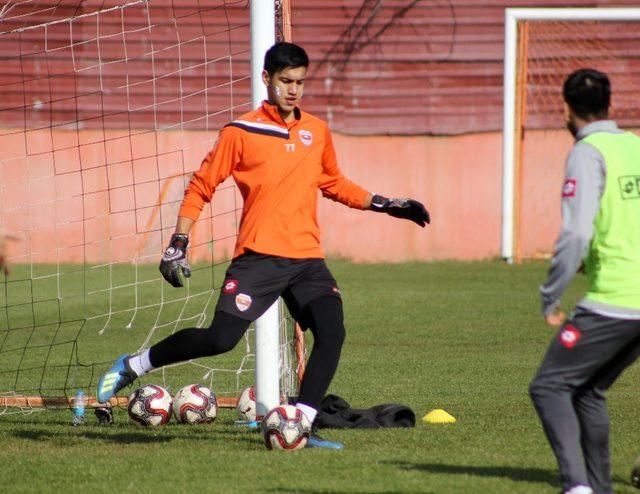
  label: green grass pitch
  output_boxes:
[1,260,639,493]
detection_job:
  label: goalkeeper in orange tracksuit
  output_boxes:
[98,42,429,449]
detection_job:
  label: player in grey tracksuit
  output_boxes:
[529,69,640,494]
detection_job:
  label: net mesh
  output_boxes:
[516,19,640,260]
[0,0,299,414]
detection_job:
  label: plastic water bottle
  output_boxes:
[72,390,86,426]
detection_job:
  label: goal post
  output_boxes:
[502,7,640,263]
[249,0,280,421]
[250,0,306,420]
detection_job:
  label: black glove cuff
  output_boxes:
[170,233,189,249]
[370,194,390,212]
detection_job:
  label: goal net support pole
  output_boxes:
[501,7,640,263]
[250,0,280,419]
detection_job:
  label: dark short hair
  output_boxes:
[563,68,611,119]
[263,42,309,76]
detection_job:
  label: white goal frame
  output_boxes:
[501,7,640,262]
[251,0,281,418]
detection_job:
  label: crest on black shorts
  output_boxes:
[235,293,252,312]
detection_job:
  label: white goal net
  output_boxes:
[0,0,301,414]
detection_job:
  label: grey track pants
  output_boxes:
[529,307,640,494]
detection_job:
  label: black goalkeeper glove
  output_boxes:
[159,234,191,287]
[370,194,430,227]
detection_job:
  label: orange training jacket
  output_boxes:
[179,101,371,259]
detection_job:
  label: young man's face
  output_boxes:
[263,66,307,115]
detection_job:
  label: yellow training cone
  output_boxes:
[422,409,456,424]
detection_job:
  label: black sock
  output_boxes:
[149,311,251,368]
[296,296,345,410]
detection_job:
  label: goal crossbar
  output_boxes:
[502,7,640,262]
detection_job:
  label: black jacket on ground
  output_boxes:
[314,394,415,429]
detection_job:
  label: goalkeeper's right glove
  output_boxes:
[159,234,191,287]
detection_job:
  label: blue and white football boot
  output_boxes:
[306,432,344,450]
[96,354,136,404]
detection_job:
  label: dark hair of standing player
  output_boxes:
[563,68,611,120]
[263,42,309,76]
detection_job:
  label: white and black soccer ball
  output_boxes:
[261,404,311,451]
[127,384,172,426]
[172,384,218,424]
[236,385,257,421]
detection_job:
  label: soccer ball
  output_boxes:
[236,385,257,421]
[127,385,172,426]
[261,404,311,451]
[172,384,218,424]
[236,385,288,421]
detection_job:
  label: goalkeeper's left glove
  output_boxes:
[370,194,430,227]
[159,234,191,287]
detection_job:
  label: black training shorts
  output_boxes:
[215,252,341,321]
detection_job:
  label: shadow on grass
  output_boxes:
[12,427,260,446]
[386,460,558,487]
[267,490,434,494]
[13,429,174,444]
[386,461,634,491]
